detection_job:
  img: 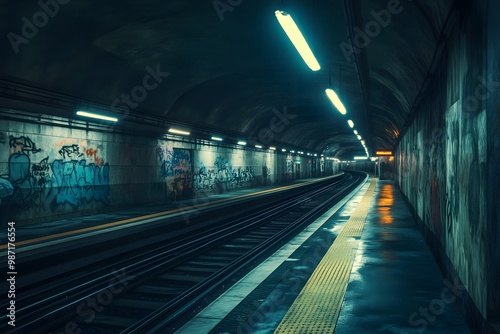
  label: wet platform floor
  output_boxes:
[178,179,471,333]
[334,181,470,333]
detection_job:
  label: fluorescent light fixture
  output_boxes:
[237,141,247,145]
[354,156,368,160]
[275,10,321,71]
[255,145,263,149]
[282,148,287,152]
[211,136,223,141]
[290,150,295,153]
[76,110,118,122]
[168,128,190,136]
[357,135,362,140]
[298,151,304,154]
[269,147,276,150]
[361,140,365,145]
[353,130,358,135]
[325,89,347,115]
[314,154,318,157]
[347,120,354,128]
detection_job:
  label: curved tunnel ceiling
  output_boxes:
[0,0,454,159]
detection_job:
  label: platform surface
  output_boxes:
[334,180,470,333]
[178,179,471,333]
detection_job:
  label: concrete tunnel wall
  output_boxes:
[0,118,339,225]
[395,0,500,327]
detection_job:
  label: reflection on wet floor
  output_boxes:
[377,183,394,224]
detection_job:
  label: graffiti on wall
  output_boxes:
[85,148,104,166]
[52,143,110,206]
[51,159,110,207]
[156,145,174,177]
[445,105,460,234]
[194,165,216,191]
[58,144,84,159]
[156,144,193,201]
[32,157,51,196]
[194,156,255,192]
[1,136,45,208]
[9,135,41,154]
[0,177,13,205]
[169,148,193,201]
[285,153,293,179]
[430,172,442,236]
[1,136,110,212]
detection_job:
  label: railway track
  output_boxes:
[2,171,366,334]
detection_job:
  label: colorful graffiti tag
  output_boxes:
[170,148,193,201]
[51,159,110,207]
[1,136,110,212]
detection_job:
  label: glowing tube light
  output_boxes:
[237,141,247,146]
[275,10,321,71]
[347,120,354,128]
[357,135,362,140]
[325,89,347,115]
[354,130,358,135]
[211,136,223,141]
[169,128,190,136]
[76,111,118,122]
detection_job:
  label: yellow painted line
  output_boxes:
[274,179,377,334]
[0,175,341,250]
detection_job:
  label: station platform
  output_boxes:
[176,178,471,333]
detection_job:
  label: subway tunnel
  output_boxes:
[0,0,499,333]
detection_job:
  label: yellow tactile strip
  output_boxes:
[275,179,377,334]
